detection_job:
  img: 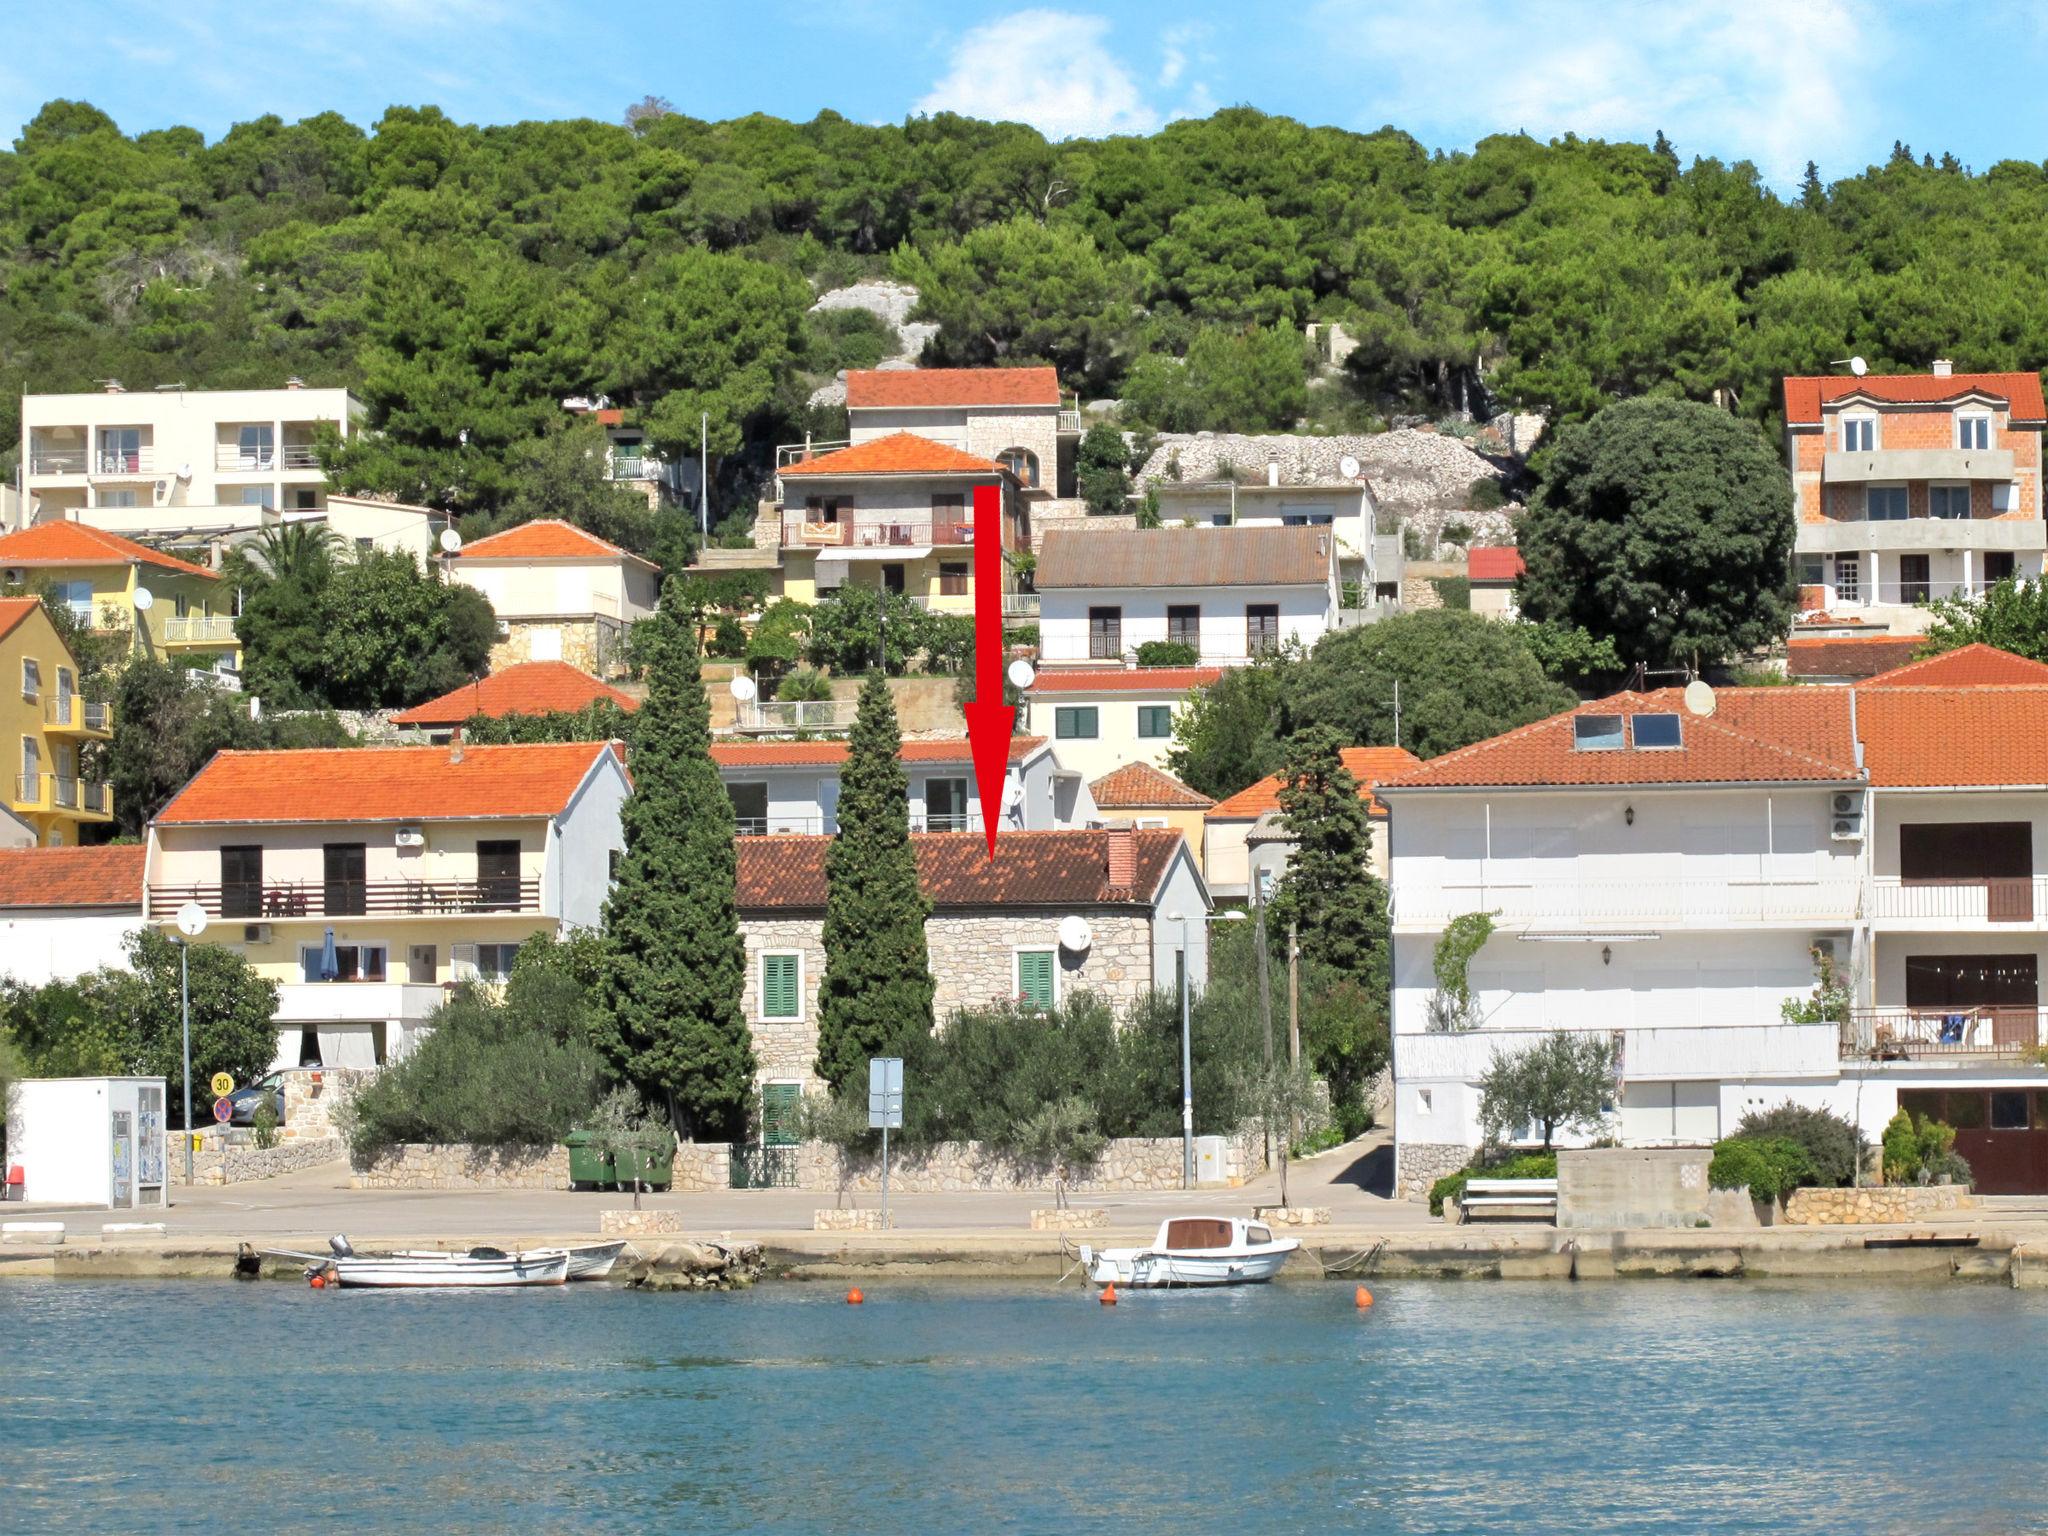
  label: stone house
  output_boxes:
[446,520,660,676]
[733,826,1210,1109]
[844,365,1076,501]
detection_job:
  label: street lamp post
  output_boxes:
[173,902,208,1184]
[1167,908,1248,1189]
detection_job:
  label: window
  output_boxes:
[474,943,520,983]
[322,843,367,916]
[221,845,263,919]
[1166,605,1200,649]
[19,658,37,701]
[1928,484,1970,520]
[54,580,92,623]
[925,776,970,832]
[609,849,623,883]
[100,427,142,473]
[1841,416,1876,452]
[19,736,38,796]
[728,781,769,835]
[1015,949,1056,1009]
[762,1082,804,1146]
[292,488,319,511]
[931,491,965,524]
[236,485,274,509]
[1866,486,1908,521]
[881,564,906,595]
[1958,415,1992,451]
[1054,706,1099,740]
[1898,553,1932,604]
[1088,606,1122,660]
[998,447,1039,488]
[1984,551,2016,588]
[760,952,802,1020]
[476,839,521,909]
[238,424,275,469]
[1991,1091,2031,1131]
[301,943,387,982]
[1246,604,1280,656]
[939,561,969,596]
[174,593,190,618]
[99,489,138,508]
[1137,705,1173,738]
[1631,713,1682,749]
[1573,714,1625,751]
[1837,557,1861,604]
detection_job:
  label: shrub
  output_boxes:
[1468,476,1508,510]
[1441,519,1473,546]
[776,666,833,702]
[1135,639,1199,666]
[1882,1109,1973,1186]
[1429,1151,1557,1217]
[1735,1102,1864,1186]
[1707,1136,1816,1204]
[1430,576,1471,611]
[709,614,747,658]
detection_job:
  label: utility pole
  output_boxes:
[1254,882,1274,1168]
[1288,919,1302,1159]
[699,411,709,539]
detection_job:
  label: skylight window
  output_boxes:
[1631,713,1683,750]
[1573,715,1625,752]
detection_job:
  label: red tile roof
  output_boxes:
[0,521,214,578]
[1786,636,1922,680]
[1783,371,2047,426]
[1467,547,1525,582]
[0,844,145,909]
[1090,762,1213,809]
[0,596,41,643]
[455,519,655,565]
[710,736,1045,769]
[391,662,640,727]
[846,367,1061,409]
[1028,666,1224,694]
[778,432,1007,478]
[736,828,1185,910]
[1208,746,1420,820]
[1858,685,2048,787]
[1383,690,1859,790]
[1854,642,2048,689]
[154,742,620,825]
[1036,525,1333,589]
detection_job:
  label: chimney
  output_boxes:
[1932,359,1953,378]
[448,737,464,765]
[1105,825,1135,890]
[1266,460,1280,488]
[284,375,305,390]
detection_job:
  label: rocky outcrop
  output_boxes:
[1135,428,1515,521]
[805,281,937,405]
[625,1239,763,1291]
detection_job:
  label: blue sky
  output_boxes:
[3,1,2039,191]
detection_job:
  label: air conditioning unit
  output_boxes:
[151,478,172,506]
[3,569,21,585]
[1830,791,1863,842]
[242,923,272,945]
[395,825,426,848]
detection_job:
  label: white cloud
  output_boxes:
[1314,0,1875,186]
[917,9,1159,139]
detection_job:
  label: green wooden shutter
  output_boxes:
[762,954,799,1019]
[762,1083,802,1146]
[1016,950,1055,1009]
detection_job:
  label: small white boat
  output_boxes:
[395,1240,627,1281]
[268,1236,568,1289]
[1082,1217,1299,1288]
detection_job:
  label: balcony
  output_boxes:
[9,773,113,821]
[27,446,88,475]
[1796,518,2046,555]
[1003,592,1041,619]
[1400,1022,1841,1084]
[42,696,114,737]
[89,448,156,479]
[608,454,660,481]
[214,443,324,472]
[1390,875,1861,929]
[1057,410,1083,434]
[1866,876,2048,928]
[161,616,241,648]
[779,516,973,550]
[1822,447,2015,485]
[732,698,858,734]
[776,439,852,471]
[1841,1007,2048,1063]
[275,981,450,1026]
[149,877,542,920]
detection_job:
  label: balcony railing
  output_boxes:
[735,815,828,836]
[1399,1022,1841,1085]
[733,699,857,733]
[43,696,113,733]
[28,447,88,475]
[91,448,155,477]
[11,773,112,818]
[1391,876,1862,927]
[1057,410,1083,434]
[776,439,852,471]
[161,616,240,646]
[1841,1007,2048,1062]
[1866,876,2046,924]
[1003,592,1041,618]
[149,877,542,919]
[779,517,973,549]
[912,810,983,833]
[214,443,324,472]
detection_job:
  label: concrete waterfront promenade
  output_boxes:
[8,1136,2048,1284]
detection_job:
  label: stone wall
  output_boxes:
[489,617,625,678]
[1784,1184,1978,1225]
[1028,503,1134,556]
[785,1126,1265,1195]
[348,1143,570,1191]
[1396,1140,1470,1201]
[1558,1147,1710,1230]
[671,1141,729,1193]
[280,1068,371,1142]
[173,1133,345,1186]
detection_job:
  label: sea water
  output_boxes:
[3,1277,2046,1534]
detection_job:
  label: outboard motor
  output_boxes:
[329,1234,355,1258]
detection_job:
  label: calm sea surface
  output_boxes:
[3,1276,2046,1534]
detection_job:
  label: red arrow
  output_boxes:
[962,480,1014,860]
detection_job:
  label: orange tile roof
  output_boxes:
[846,367,1061,409]
[0,844,145,909]
[1467,547,1525,582]
[1028,666,1224,694]
[1783,370,2047,426]
[709,736,1045,769]
[0,521,214,578]
[778,432,1006,478]
[1090,762,1213,809]
[0,596,41,643]
[1858,685,2048,787]
[154,742,619,825]
[456,520,656,566]
[1383,691,1859,790]
[1786,636,1922,680]
[391,662,640,727]
[1208,746,1420,820]
[737,828,1184,910]
[1854,642,2048,689]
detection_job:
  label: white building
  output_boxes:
[1149,476,1401,606]
[710,736,1096,836]
[1382,647,2048,1197]
[1204,746,1417,900]
[447,520,661,676]
[1018,665,1223,783]
[0,845,145,985]
[1034,525,1339,667]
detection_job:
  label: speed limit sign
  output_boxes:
[210,1072,235,1098]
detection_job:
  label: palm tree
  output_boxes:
[223,521,343,590]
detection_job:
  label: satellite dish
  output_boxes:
[729,675,757,703]
[1006,658,1036,690]
[1057,914,1093,952]
[175,900,207,939]
[1339,454,1361,480]
[439,527,463,555]
[1849,356,1868,377]
[176,462,193,481]
[132,586,154,612]
[1683,680,1718,717]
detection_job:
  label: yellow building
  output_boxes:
[0,521,238,675]
[1086,761,1215,875]
[0,597,114,846]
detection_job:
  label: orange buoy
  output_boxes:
[846,1287,864,1305]
[309,1272,327,1289]
[1099,1282,1118,1305]
[1354,1284,1373,1309]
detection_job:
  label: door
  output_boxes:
[926,777,969,832]
[1905,953,2039,1047]
[1898,554,1931,604]
[477,839,521,909]
[729,781,769,835]
[1901,822,2033,921]
[323,843,367,916]
[881,564,906,596]
[239,424,274,470]
[1901,1089,2048,1194]
[1167,605,1200,649]
[54,665,74,722]
[1088,606,1122,659]
[1247,604,1280,655]
[18,737,38,806]
[221,845,263,919]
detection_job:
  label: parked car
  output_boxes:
[224,1072,285,1128]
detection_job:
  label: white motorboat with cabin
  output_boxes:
[1081,1217,1299,1288]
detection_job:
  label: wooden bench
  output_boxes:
[1456,1177,1558,1223]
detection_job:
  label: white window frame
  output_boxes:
[1836,555,1862,604]
[1012,945,1059,1009]
[472,942,521,983]
[1840,413,1878,452]
[923,775,971,831]
[98,488,139,508]
[757,949,805,1023]
[20,657,38,701]
[1957,413,1993,452]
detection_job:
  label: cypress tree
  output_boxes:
[814,673,934,1091]
[594,583,755,1140]
[1272,724,1390,1003]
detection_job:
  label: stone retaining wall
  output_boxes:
[1396,1141,1470,1200]
[280,1068,372,1142]
[791,1127,1266,1196]
[1784,1184,1978,1225]
[348,1144,570,1190]
[175,1134,344,1186]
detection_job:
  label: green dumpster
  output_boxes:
[611,1143,675,1192]
[564,1131,616,1190]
